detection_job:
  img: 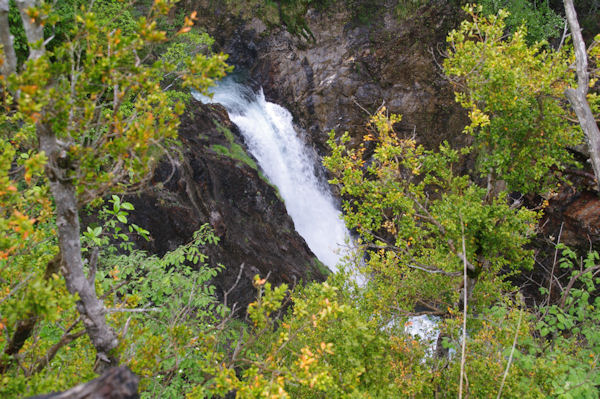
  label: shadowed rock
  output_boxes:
[124,101,326,311]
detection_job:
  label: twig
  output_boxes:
[459,217,468,399]
[547,223,563,308]
[496,307,523,399]
[0,273,33,306]
[120,316,132,339]
[560,264,600,310]
[31,317,85,376]
[106,307,161,313]
[406,263,462,277]
[223,263,244,309]
[352,97,373,116]
[558,20,569,51]
[101,280,128,300]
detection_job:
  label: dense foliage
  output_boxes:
[479,0,563,43]
[444,6,580,194]
[0,0,229,393]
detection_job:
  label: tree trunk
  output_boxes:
[14,0,44,61]
[38,123,118,372]
[563,0,600,192]
[27,366,139,399]
[0,0,17,75]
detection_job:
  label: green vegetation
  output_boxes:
[2,1,600,398]
[479,0,563,43]
[212,122,259,171]
[0,0,229,393]
[210,121,282,199]
[444,6,580,194]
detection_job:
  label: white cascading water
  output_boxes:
[194,79,349,270]
[196,79,437,346]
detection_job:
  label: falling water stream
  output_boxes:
[194,78,350,270]
[195,77,438,344]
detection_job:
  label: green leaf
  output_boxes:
[121,202,134,210]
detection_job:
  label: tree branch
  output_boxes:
[26,366,139,399]
[563,0,600,192]
[15,0,45,61]
[459,218,468,399]
[0,0,17,76]
[496,307,523,399]
[32,329,86,375]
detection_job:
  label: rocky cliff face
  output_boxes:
[121,1,472,312]
[198,1,469,153]
[126,101,326,310]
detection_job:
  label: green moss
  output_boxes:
[212,122,258,170]
[215,121,236,143]
[311,257,332,278]
[210,122,283,200]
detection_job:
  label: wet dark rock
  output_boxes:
[543,190,600,248]
[125,100,325,311]
[192,1,469,155]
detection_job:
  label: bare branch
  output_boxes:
[546,223,563,309]
[406,263,462,277]
[0,273,34,306]
[563,0,600,192]
[223,263,244,309]
[459,217,468,399]
[558,20,568,51]
[32,329,86,375]
[106,307,161,313]
[496,307,523,399]
[26,366,139,398]
[120,316,132,340]
[560,264,600,309]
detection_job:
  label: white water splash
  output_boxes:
[194,79,349,270]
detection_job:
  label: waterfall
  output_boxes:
[195,78,438,347]
[194,79,350,270]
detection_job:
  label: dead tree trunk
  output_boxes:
[27,366,139,399]
[14,0,44,60]
[7,0,120,372]
[0,0,17,75]
[38,124,118,372]
[563,0,600,193]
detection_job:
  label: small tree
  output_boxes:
[323,110,538,314]
[0,0,229,372]
[444,6,581,196]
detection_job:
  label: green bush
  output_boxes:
[479,0,564,43]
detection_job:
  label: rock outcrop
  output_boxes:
[197,1,469,154]
[125,101,326,310]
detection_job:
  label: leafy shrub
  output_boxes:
[479,0,564,43]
